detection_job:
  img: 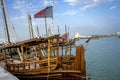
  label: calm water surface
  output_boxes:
[79,38,120,80]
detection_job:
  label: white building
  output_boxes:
[74,32,81,39]
[117,32,120,35]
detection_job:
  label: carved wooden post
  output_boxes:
[21,45,24,62]
[80,45,86,77]
[2,49,7,63]
[57,36,59,56]
[72,45,86,79]
[62,46,63,56]
[21,45,25,72]
[48,39,51,72]
[70,44,72,56]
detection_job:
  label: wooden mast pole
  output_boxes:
[28,13,34,38]
[28,13,31,39]
[1,0,13,58]
[44,16,48,37]
[1,0,10,43]
[36,26,40,37]
[65,24,67,34]
[58,25,60,34]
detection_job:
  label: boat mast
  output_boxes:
[1,0,10,43]
[57,25,60,34]
[51,0,54,35]
[65,25,67,34]
[28,13,34,39]
[36,26,40,37]
[44,16,48,37]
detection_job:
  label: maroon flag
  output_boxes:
[34,6,53,18]
[61,33,68,42]
[85,37,91,43]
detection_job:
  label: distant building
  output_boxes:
[117,32,120,35]
[74,32,81,39]
[117,32,120,38]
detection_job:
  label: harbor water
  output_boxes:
[78,37,120,80]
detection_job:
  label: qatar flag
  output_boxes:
[34,6,53,18]
[61,33,68,42]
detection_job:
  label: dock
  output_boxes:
[0,63,19,80]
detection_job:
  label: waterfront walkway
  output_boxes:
[0,62,19,80]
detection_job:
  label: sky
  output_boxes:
[0,0,120,42]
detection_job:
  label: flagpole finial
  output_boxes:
[52,0,54,6]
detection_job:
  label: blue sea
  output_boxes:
[77,37,120,80]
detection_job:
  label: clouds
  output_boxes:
[11,0,54,19]
[63,10,77,15]
[63,0,115,11]
[62,0,118,16]
[80,0,111,11]
[43,0,51,6]
[63,0,81,6]
[109,5,117,10]
[12,0,26,10]
[12,0,40,14]
[80,0,99,11]
[12,15,26,21]
[0,0,119,38]
[10,0,117,17]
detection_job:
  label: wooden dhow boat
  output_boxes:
[0,35,86,80]
[0,0,86,80]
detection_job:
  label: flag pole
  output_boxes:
[68,27,70,39]
[44,16,48,37]
[51,0,54,35]
[36,26,40,37]
[65,24,67,34]
[28,12,34,39]
[58,25,60,35]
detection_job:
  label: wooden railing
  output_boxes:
[62,45,86,76]
[7,57,58,75]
